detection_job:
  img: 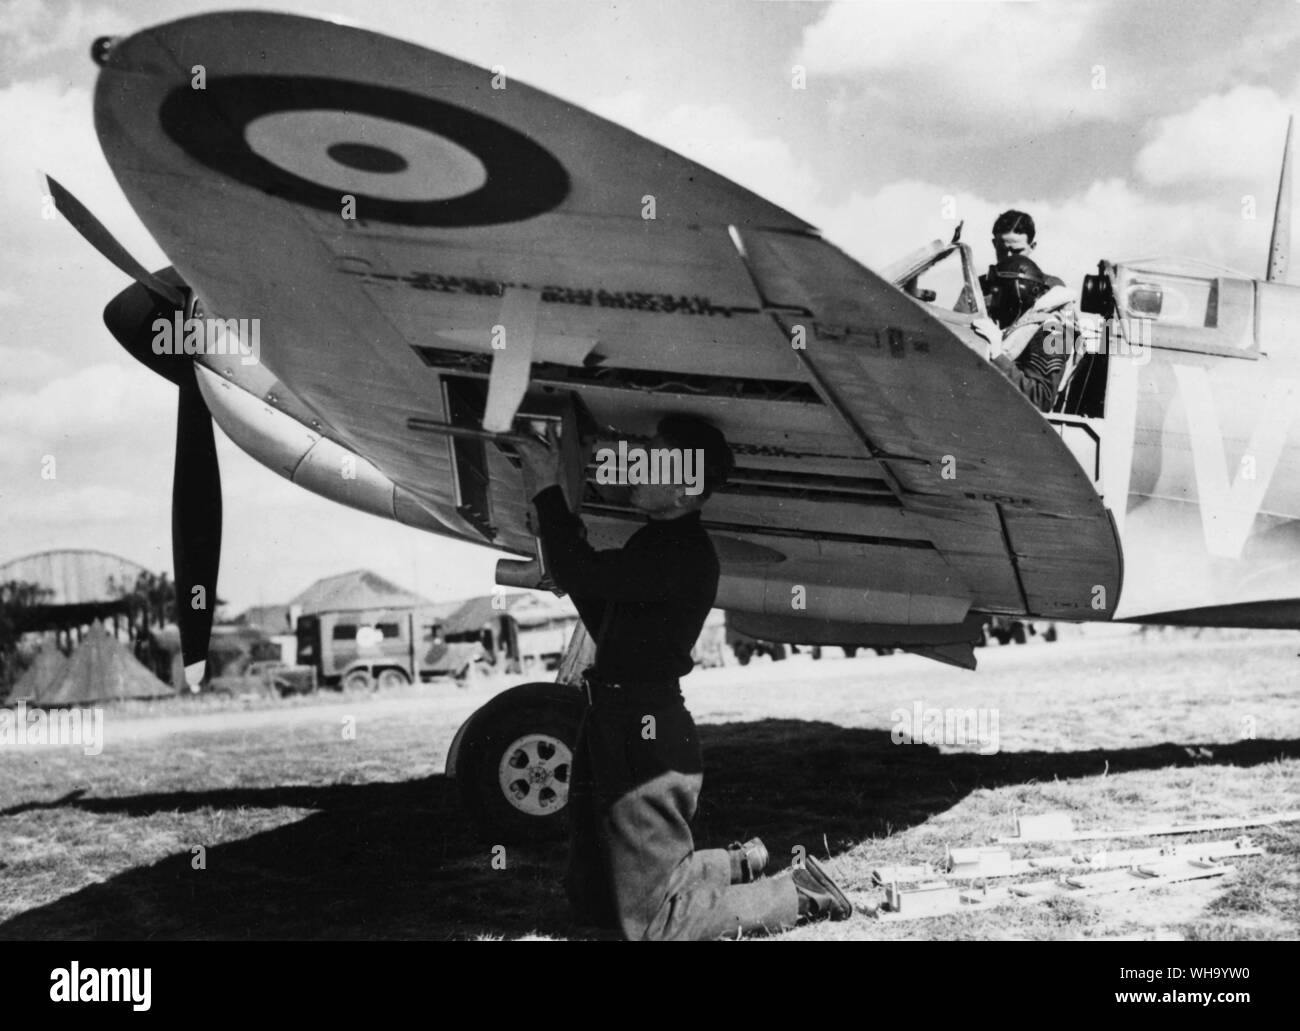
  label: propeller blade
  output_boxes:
[172,371,222,688]
[54,174,218,687]
[44,174,185,308]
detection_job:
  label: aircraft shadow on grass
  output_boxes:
[1,721,1297,939]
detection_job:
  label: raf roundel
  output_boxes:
[159,76,570,226]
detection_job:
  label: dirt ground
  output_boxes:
[1,629,1297,940]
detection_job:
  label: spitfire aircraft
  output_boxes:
[51,11,1300,838]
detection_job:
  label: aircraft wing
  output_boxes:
[91,10,1121,645]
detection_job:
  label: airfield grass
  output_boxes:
[0,630,1297,940]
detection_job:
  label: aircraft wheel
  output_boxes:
[734,643,753,666]
[455,683,583,843]
[1011,623,1028,645]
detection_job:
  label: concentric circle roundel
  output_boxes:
[244,110,488,202]
[159,76,570,226]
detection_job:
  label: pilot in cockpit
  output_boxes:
[972,254,1073,413]
[981,210,1071,302]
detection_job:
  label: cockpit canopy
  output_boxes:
[1086,257,1257,356]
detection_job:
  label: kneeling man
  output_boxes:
[516,415,853,940]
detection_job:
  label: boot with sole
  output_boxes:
[791,855,853,921]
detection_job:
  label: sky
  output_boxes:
[3,0,1300,613]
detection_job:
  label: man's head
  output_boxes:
[628,415,733,518]
[992,209,1036,262]
[986,254,1049,329]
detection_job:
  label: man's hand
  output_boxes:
[515,422,563,500]
[970,315,1004,360]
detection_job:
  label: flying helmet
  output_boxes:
[984,255,1050,329]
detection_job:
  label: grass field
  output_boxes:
[1,630,1297,940]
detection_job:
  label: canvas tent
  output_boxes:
[6,641,70,704]
[8,625,174,706]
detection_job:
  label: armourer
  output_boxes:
[515,414,854,940]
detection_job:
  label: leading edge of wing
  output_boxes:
[92,9,813,235]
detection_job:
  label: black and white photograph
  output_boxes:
[0,0,1296,970]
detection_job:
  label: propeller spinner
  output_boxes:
[46,174,223,688]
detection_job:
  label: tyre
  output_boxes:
[843,645,859,658]
[376,667,410,691]
[734,643,753,666]
[1011,622,1028,645]
[455,683,584,843]
[1043,624,1058,643]
[811,646,822,660]
[341,668,373,691]
[770,643,787,661]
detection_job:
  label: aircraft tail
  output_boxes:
[1267,115,1293,282]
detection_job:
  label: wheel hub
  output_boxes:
[498,733,572,817]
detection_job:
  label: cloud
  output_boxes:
[588,92,825,222]
[0,482,157,526]
[588,83,1276,289]
[0,344,73,387]
[0,362,172,438]
[795,1,1121,129]
[1136,84,1297,186]
[0,77,162,267]
[0,0,126,67]
[0,76,166,411]
[809,174,1271,291]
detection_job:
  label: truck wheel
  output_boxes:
[376,668,410,691]
[455,683,584,843]
[342,669,373,691]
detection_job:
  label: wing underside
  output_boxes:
[91,11,1122,652]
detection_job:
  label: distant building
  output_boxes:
[0,549,177,693]
[0,548,149,636]
[290,569,436,619]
